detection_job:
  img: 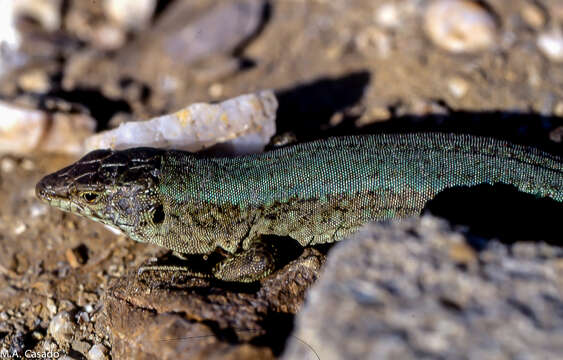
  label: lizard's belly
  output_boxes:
[246,189,428,248]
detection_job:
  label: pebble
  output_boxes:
[424,0,497,53]
[14,0,62,32]
[520,2,546,29]
[17,69,51,94]
[48,312,76,347]
[355,27,392,58]
[87,344,108,360]
[45,299,57,316]
[554,102,563,117]
[91,24,126,50]
[374,2,401,29]
[355,106,391,127]
[13,222,27,235]
[103,0,156,31]
[447,76,469,98]
[71,340,91,356]
[537,28,563,63]
[208,83,224,98]
[0,158,16,173]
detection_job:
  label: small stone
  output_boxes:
[549,126,563,143]
[424,0,497,53]
[91,24,126,50]
[355,106,391,127]
[554,102,563,117]
[374,3,401,29]
[0,158,16,173]
[448,241,476,265]
[13,222,27,235]
[48,312,76,347]
[208,83,224,98]
[17,69,50,93]
[520,2,546,29]
[329,112,344,126]
[103,0,156,31]
[76,311,89,325]
[45,299,57,316]
[447,76,469,98]
[355,27,392,58]
[537,28,563,63]
[87,344,108,360]
[14,0,62,32]
[21,159,35,171]
[71,340,91,356]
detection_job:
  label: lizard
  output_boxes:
[35,133,563,282]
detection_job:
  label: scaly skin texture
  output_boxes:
[36,133,563,282]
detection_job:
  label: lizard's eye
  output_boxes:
[81,192,99,204]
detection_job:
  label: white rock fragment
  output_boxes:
[424,0,497,53]
[0,101,96,155]
[0,102,45,154]
[537,28,563,63]
[374,2,401,29]
[103,0,156,31]
[85,90,278,155]
[447,77,469,98]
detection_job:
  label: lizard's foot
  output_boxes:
[212,240,277,283]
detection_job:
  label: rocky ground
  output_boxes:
[0,0,562,359]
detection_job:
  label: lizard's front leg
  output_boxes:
[138,238,277,283]
[212,237,277,282]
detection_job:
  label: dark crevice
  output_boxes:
[42,88,132,131]
[424,183,563,246]
[251,311,296,356]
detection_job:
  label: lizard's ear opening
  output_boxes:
[80,192,100,204]
[152,204,165,224]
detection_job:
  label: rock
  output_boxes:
[355,106,391,126]
[90,24,126,51]
[87,344,108,360]
[71,340,91,356]
[14,0,62,32]
[85,90,278,155]
[374,3,401,29]
[283,217,563,359]
[115,0,267,87]
[424,0,497,53]
[0,101,96,155]
[355,27,392,58]
[103,0,156,31]
[105,249,324,359]
[520,2,546,29]
[537,28,563,63]
[0,102,47,154]
[17,68,50,94]
[447,76,469,98]
[554,101,563,117]
[48,312,76,347]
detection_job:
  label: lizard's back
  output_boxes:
[159,133,563,252]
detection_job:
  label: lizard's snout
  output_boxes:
[35,173,69,202]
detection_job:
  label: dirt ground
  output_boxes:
[0,0,562,359]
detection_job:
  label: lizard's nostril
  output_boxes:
[35,178,48,200]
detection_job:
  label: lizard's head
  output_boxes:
[36,148,164,236]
